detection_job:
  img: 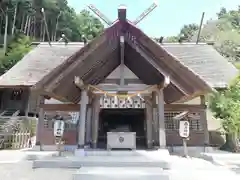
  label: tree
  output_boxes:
[179,23,199,41]
[0,0,104,72]
[0,33,32,73]
[209,76,240,152]
[0,0,104,42]
[217,7,227,19]
[190,7,240,62]
[155,23,200,43]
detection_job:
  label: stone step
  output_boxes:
[82,149,170,157]
[72,167,169,180]
[72,167,240,180]
[32,156,170,169]
[83,150,142,157]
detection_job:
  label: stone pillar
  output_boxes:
[145,96,153,149]
[157,88,166,148]
[200,95,209,145]
[78,89,88,148]
[152,91,159,147]
[85,105,92,144]
[92,96,100,149]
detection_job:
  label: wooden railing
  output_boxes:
[0,131,30,149]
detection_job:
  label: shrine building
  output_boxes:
[0,6,238,151]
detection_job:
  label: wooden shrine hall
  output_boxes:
[0,5,237,150]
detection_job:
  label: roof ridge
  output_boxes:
[158,42,214,45]
[32,42,85,46]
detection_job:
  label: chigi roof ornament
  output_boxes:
[87,1,159,26]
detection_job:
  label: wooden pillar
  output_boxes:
[78,89,88,148]
[92,96,100,149]
[36,95,45,145]
[145,96,153,149]
[85,105,92,144]
[24,88,31,116]
[200,95,209,145]
[152,91,159,146]
[157,88,166,148]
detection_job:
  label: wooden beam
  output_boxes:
[163,83,185,103]
[200,95,209,145]
[43,91,70,102]
[83,47,119,85]
[44,35,107,92]
[145,96,153,149]
[164,104,206,111]
[158,88,166,148]
[138,32,213,93]
[40,104,80,111]
[92,96,100,148]
[93,84,154,92]
[78,89,88,148]
[152,91,159,146]
[120,36,125,86]
[102,79,143,84]
[125,38,189,95]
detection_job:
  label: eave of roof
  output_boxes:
[40,20,213,103]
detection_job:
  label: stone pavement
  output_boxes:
[200,151,240,174]
[0,162,75,180]
[0,149,240,180]
[0,150,26,163]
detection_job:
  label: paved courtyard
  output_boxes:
[0,150,240,180]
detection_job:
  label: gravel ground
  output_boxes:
[0,161,76,180]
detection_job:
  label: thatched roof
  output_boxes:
[105,43,238,88]
[0,41,236,89]
[0,42,84,87]
[161,43,238,88]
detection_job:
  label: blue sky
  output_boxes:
[68,0,239,37]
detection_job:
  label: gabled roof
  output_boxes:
[161,43,238,88]
[34,21,214,103]
[0,42,236,89]
[0,42,84,87]
[0,21,237,103]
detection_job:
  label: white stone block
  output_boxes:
[75,149,85,157]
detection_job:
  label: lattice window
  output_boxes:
[189,112,202,130]
[164,111,181,130]
[43,119,49,128]
[64,123,76,131]
[164,111,202,130]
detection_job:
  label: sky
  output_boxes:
[68,0,239,37]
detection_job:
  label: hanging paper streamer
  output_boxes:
[88,84,157,99]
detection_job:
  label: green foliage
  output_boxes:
[191,6,240,62]
[0,33,32,74]
[0,0,104,72]
[209,76,240,135]
[179,23,199,41]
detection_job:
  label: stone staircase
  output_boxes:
[31,149,240,180]
[33,149,171,169]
